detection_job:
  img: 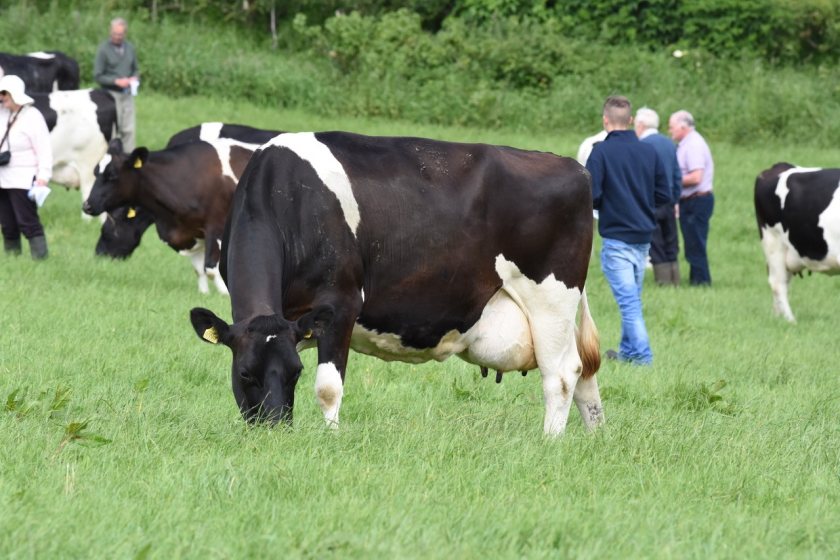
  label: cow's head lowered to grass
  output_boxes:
[189,306,334,424]
[82,143,149,217]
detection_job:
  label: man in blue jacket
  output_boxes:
[586,96,671,365]
[635,106,682,286]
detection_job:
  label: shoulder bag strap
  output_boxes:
[1,109,23,151]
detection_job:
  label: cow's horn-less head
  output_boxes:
[189,306,334,425]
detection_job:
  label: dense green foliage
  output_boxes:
[17,0,840,63]
[1,95,839,558]
[2,1,838,146]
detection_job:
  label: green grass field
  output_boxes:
[1,93,838,558]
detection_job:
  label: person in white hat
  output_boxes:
[0,74,53,259]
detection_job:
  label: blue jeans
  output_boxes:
[601,238,653,365]
[679,194,714,285]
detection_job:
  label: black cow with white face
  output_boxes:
[755,163,840,322]
[190,131,603,436]
[0,51,80,92]
[95,123,281,261]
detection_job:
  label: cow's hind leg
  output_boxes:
[204,236,228,295]
[573,289,604,431]
[180,242,209,294]
[761,228,795,322]
[573,375,603,431]
[770,267,794,322]
[498,258,584,436]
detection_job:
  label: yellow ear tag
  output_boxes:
[133,157,143,169]
[127,207,137,218]
[202,327,219,344]
[303,329,313,339]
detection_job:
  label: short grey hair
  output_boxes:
[670,110,695,128]
[111,17,128,30]
[635,107,659,130]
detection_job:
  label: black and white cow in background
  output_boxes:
[31,89,116,215]
[0,51,80,92]
[7,52,115,215]
[95,122,282,261]
[189,131,602,436]
[755,163,840,322]
[166,122,281,148]
[83,138,259,294]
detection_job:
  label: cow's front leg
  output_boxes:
[179,242,209,294]
[313,302,360,428]
[203,234,228,295]
[540,363,579,436]
[769,267,795,323]
[761,230,796,322]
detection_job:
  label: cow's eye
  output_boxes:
[239,371,260,386]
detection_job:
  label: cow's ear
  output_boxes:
[293,305,334,341]
[128,147,149,170]
[190,307,231,346]
[107,138,123,155]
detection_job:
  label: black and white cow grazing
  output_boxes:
[189,131,603,436]
[95,123,281,261]
[755,163,840,322]
[0,51,80,92]
[83,139,258,294]
[95,203,156,260]
[30,89,116,213]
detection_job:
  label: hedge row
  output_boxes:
[1,3,838,146]
[22,0,840,65]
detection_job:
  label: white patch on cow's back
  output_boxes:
[775,167,822,209]
[314,362,343,427]
[27,51,56,60]
[264,132,360,235]
[207,138,259,182]
[199,122,224,142]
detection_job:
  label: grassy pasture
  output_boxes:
[1,93,839,558]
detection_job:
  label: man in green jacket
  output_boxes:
[94,17,139,152]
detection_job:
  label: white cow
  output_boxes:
[33,89,116,219]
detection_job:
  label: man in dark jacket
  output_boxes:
[635,106,682,286]
[94,17,139,152]
[586,96,671,365]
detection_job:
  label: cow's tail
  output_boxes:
[576,288,600,378]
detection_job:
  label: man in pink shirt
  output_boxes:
[0,75,53,259]
[669,110,714,285]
